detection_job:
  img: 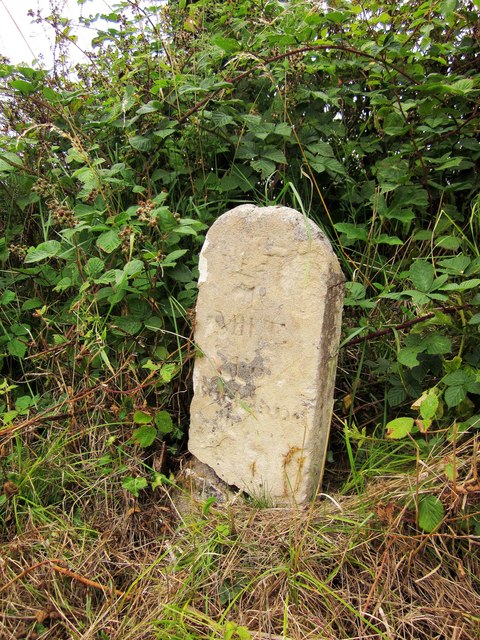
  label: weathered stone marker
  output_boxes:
[188,205,344,505]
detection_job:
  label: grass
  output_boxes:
[1,418,479,640]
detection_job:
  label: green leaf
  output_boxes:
[24,241,62,263]
[409,261,435,293]
[95,269,119,284]
[85,257,105,277]
[8,339,27,359]
[136,100,161,115]
[162,249,188,266]
[443,356,462,375]
[440,0,457,20]
[10,79,35,94]
[144,316,164,331]
[437,255,471,274]
[210,111,234,127]
[153,128,176,140]
[12,324,29,337]
[96,230,121,253]
[0,152,22,173]
[308,142,335,157]
[387,386,407,407]
[466,382,480,395]
[152,472,172,489]
[424,334,451,355]
[274,123,292,137]
[444,385,467,408]
[442,370,472,386]
[420,393,439,420]
[334,223,368,242]
[418,495,444,532]
[386,417,414,439]
[250,158,276,178]
[15,394,36,412]
[72,167,98,193]
[449,78,475,94]
[261,148,287,164]
[344,281,367,302]
[383,207,415,224]
[434,236,461,251]
[111,316,142,335]
[173,226,197,237]
[131,424,157,447]
[54,277,73,292]
[441,279,480,292]
[160,363,177,382]
[374,234,403,245]
[133,410,153,424]
[323,157,347,176]
[2,410,18,424]
[22,298,43,311]
[155,410,173,435]
[123,259,144,278]
[122,476,148,497]
[128,135,152,151]
[0,290,16,305]
[142,359,162,372]
[398,347,422,368]
[444,461,456,481]
[212,36,240,53]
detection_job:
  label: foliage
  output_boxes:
[0,0,479,503]
[0,2,479,637]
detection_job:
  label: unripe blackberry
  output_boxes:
[50,202,77,228]
[8,243,28,262]
[32,178,54,197]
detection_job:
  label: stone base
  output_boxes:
[172,456,240,519]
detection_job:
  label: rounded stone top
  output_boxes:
[209,204,331,244]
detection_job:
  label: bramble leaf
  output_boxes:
[409,261,434,293]
[122,476,148,497]
[418,495,444,532]
[133,410,152,424]
[132,424,157,447]
[96,230,121,253]
[386,417,414,439]
[155,411,174,435]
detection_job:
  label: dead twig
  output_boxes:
[0,559,130,600]
[344,304,471,348]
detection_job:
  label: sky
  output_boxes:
[0,0,112,67]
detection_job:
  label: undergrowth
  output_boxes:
[0,0,479,637]
[1,436,479,639]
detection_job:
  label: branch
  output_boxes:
[177,44,417,124]
[0,559,129,599]
[344,305,471,348]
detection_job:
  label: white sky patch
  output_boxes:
[0,0,112,68]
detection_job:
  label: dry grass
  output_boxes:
[1,434,479,640]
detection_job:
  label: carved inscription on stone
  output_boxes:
[189,205,344,505]
[210,311,288,341]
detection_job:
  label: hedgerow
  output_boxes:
[0,0,479,512]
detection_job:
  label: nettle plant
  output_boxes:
[0,0,479,470]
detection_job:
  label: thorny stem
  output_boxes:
[344,304,472,348]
